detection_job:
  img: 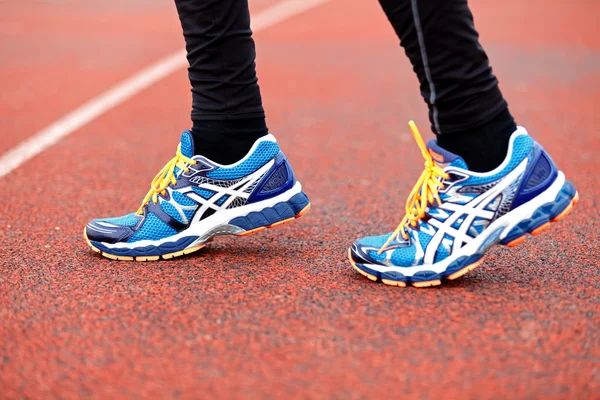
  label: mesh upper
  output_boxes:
[417,226,433,248]
[192,187,216,199]
[127,213,177,242]
[172,191,196,206]
[388,243,417,267]
[174,131,195,176]
[207,141,279,180]
[182,208,196,222]
[216,195,229,206]
[100,213,141,227]
[358,233,391,248]
[180,131,194,158]
[434,245,449,263]
[357,232,418,267]
[161,202,184,224]
[351,133,543,269]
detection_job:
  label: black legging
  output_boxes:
[174,0,265,121]
[174,0,512,144]
[378,0,508,135]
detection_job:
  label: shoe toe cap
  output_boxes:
[351,233,417,268]
[85,219,136,244]
[350,234,392,266]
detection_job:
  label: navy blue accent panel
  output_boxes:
[349,250,372,266]
[525,152,552,189]
[286,192,310,214]
[246,211,270,228]
[229,217,253,231]
[86,224,134,244]
[91,235,200,257]
[411,270,443,282]
[378,269,408,282]
[229,192,309,231]
[146,202,187,232]
[512,143,558,209]
[261,208,280,223]
[247,152,296,204]
[261,164,288,192]
[501,181,576,245]
[274,202,295,219]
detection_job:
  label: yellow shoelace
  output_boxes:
[378,121,450,254]
[136,144,197,215]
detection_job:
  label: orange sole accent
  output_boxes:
[295,203,311,218]
[412,280,441,288]
[551,203,573,222]
[268,217,295,228]
[102,253,133,261]
[136,256,160,262]
[530,222,551,236]
[348,249,378,281]
[381,279,407,287]
[506,235,526,247]
[236,226,266,237]
[447,258,486,280]
[162,244,206,260]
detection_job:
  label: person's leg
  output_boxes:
[174,0,268,164]
[378,0,516,172]
[348,0,578,287]
[83,0,311,261]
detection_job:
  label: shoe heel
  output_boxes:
[230,191,310,236]
[501,181,578,247]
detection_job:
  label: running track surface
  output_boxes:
[1,0,599,398]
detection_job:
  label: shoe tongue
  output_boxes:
[179,130,195,158]
[426,139,468,169]
[173,130,195,177]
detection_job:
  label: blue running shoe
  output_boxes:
[84,131,310,261]
[349,121,578,287]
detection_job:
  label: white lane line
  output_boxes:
[0,0,331,179]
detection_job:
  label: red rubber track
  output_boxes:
[1,0,599,398]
